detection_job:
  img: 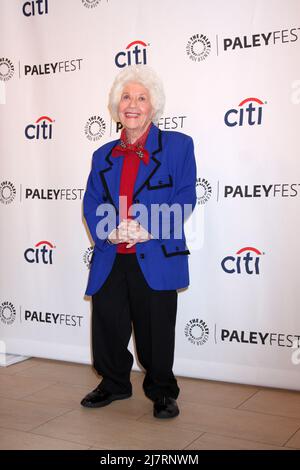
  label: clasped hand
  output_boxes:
[108,219,152,248]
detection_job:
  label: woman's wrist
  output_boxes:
[107,228,118,244]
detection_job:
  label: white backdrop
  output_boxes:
[1,0,300,390]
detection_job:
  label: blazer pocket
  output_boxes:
[161,241,190,257]
[148,174,173,190]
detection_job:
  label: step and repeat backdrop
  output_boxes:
[1,0,300,390]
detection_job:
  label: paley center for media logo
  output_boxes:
[0,301,83,328]
[184,178,300,205]
[186,34,211,62]
[24,240,56,264]
[115,40,149,68]
[224,97,266,127]
[196,177,212,205]
[2,57,82,79]
[187,27,300,61]
[184,318,209,346]
[0,301,16,325]
[0,181,84,203]
[85,116,106,141]
[82,0,107,8]
[0,300,83,328]
[221,246,264,275]
[0,58,15,81]
[25,115,54,140]
[83,246,94,268]
[0,181,16,204]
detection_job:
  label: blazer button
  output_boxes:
[176,246,179,251]
[140,253,145,259]
[159,181,162,185]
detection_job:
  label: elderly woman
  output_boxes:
[81,65,197,419]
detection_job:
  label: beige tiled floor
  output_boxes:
[0,357,300,450]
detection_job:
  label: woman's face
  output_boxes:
[118,81,154,136]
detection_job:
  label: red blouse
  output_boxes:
[111,124,151,253]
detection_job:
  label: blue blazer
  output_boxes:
[83,124,197,296]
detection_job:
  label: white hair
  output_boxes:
[108,65,165,123]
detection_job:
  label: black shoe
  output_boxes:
[153,396,179,419]
[80,386,132,408]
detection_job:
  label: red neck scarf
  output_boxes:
[111,124,151,164]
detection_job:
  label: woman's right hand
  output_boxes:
[108,223,135,245]
[107,228,123,244]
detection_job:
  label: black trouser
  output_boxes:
[91,253,179,401]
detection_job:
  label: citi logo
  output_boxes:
[25,116,54,140]
[24,240,56,264]
[224,97,265,127]
[115,40,149,68]
[22,0,49,16]
[221,246,264,274]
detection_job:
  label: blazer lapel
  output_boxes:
[133,124,163,199]
[99,145,123,216]
[99,125,163,214]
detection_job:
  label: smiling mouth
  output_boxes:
[124,112,140,118]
